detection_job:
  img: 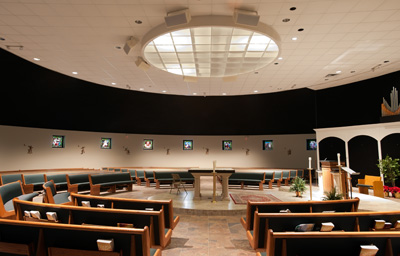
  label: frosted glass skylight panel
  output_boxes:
[172,36,192,44]
[142,25,279,78]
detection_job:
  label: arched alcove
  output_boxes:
[348,135,379,186]
[318,137,346,163]
[381,133,400,186]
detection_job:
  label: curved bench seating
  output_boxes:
[153,171,194,189]
[0,173,23,185]
[228,172,266,190]
[0,181,38,218]
[66,173,91,193]
[22,174,45,193]
[43,180,72,205]
[44,173,68,191]
[89,172,135,195]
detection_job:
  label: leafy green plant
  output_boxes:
[289,176,306,197]
[377,155,400,187]
[322,187,343,201]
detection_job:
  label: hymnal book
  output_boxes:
[280,209,291,213]
[24,211,31,217]
[30,211,41,219]
[394,220,400,229]
[374,220,385,230]
[97,239,114,252]
[81,201,91,207]
[384,222,392,229]
[320,222,335,232]
[359,245,379,256]
[97,204,105,208]
[117,223,134,228]
[295,223,315,232]
[145,208,154,211]
[46,212,58,222]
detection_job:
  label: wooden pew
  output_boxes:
[0,218,160,256]
[71,193,179,229]
[240,198,360,231]
[13,198,172,249]
[88,173,135,195]
[262,230,400,256]
[250,210,400,251]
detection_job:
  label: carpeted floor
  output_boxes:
[229,193,281,204]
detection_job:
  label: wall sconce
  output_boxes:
[203,147,209,155]
[77,145,85,154]
[24,144,33,154]
[243,148,250,155]
[166,148,170,155]
[123,146,130,155]
[287,149,292,155]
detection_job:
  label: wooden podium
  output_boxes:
[320,161,346,195]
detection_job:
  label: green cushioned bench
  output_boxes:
[264,171,275,189]
[144,171,154,187]
[1,174,23,185]
[43,181,71,205]
[153,171,194,189]
[23,174,45,193]
[0,181,38,218]
[228,172,266,190]
[89,172,135,195]
[45,173,68,191]
[135,170,145,186]
[66,174,90,193]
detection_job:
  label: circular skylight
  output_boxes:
[142,18,279,78]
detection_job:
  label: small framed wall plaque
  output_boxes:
[101,138,112,149]
[263,140,273,150]
[143,139,153,150]
[183,140,193,150]
[52,135,65,148]
[222,140,232,150]
[306,139,317,150]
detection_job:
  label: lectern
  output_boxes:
[320,161,346,194]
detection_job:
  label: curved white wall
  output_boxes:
[0,125,317,171]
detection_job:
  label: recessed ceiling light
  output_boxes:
[193,92,197,95]
[384,60,389,63]
[254,90,258,93]
[162,90,167,93]
[111,82,116,85]
[291,37,298,41]
[336,70,341,73]
[72,72,78,75]
[222,93,227,95]
[139,88,144,91]
[278,57,283,60]
[135,20,142,24]
[274,63,279,65]
[290,7,297,11]
[298,28,304,32]
[115,46,121,49]
[33,58,40,61]
[282,18,290,23]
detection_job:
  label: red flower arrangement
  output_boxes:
[384,186,400,197]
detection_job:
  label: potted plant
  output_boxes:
[383,185,390,197]
[390,186,400,198]
[322,187,343,200]
[289,176,306,197]
[377,155,400,187]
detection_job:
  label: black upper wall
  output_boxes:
[315,70,400,128]
[1,48,399,135]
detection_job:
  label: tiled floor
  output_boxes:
[101,177,400,256]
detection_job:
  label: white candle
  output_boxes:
[337,153,340,165]
[308,157,311,169]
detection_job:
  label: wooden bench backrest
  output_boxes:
[364,175,382,186]
[245,198,359,230]
[0,218,152,256]
[267,230,398,256]
[71,193,175,229]
[13,198,166,248]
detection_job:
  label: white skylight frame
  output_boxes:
[141,16,280,79]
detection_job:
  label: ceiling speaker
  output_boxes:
[135,57,150,71]
[223,76,237,82]
[123,37,138,55]
[183,76,198,83]
[234,9,260,27]
[165,9,191,27]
